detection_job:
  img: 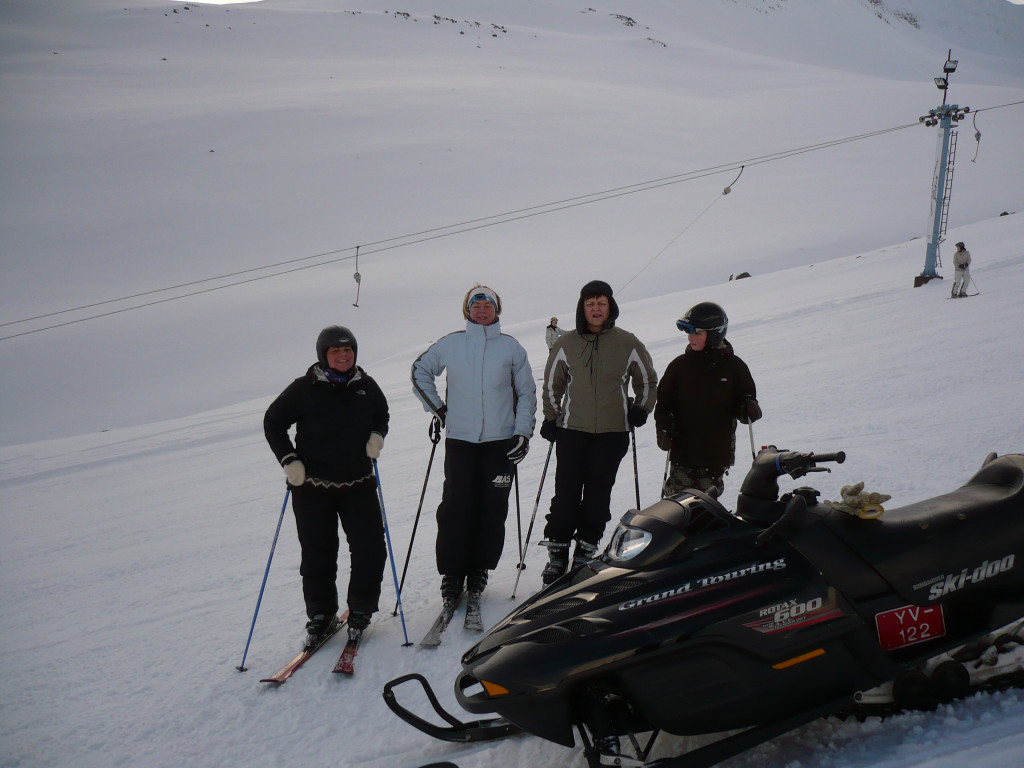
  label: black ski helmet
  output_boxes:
[676,302,728,348]
[316,325,357,369]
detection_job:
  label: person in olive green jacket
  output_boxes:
[537,280,657,584]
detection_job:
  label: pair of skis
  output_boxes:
[419,591,483,647]
[259,592,483,682]
[259,611,365,683]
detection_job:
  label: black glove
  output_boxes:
[435,404,447,428]
[428,415,442,443]
[540,419,557,443]
[738,398,762,425]
[656,429,673,451]
[627,405,648,428]
[507,435,530,465]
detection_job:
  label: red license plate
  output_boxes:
[875,605,946,651]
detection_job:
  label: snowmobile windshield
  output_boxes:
[605,495,731,568]
[608,525,652,562]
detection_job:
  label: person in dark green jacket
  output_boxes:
[654,302,761,498]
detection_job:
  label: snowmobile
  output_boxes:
[384,446,1024,768]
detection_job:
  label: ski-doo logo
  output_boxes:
[926,555,1015,601]
[618,558,787,611]
[491,474,513,489]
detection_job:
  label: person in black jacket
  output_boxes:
[264,325,389,648]
[654,302,760,498]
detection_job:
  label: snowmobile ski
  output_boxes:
[259,610,348,684]
[383,673,520,743]
[463,592,483,633]
[420,592,464,647]
[333,626,366,675]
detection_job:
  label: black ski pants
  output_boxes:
[435,438,515,577]
[543,428,630,546]
[291,482,385,619]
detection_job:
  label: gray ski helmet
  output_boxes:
[316,325,357,369]
[676,302,728,348]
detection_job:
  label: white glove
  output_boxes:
[366,432,385,459]
[283,459,306,486]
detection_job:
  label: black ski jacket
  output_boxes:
[654,341,756,470]
[264,364,389,489]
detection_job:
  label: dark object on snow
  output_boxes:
[385,447,1024,768]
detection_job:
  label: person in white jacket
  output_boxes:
[411,285,537,609]
[545,317,565,349]
[951,241,972,298]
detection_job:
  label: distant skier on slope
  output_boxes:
[951,241,972,298]
[655,302,760,498]
[264,325,389,649]
[545,316,565,349]
[411,285,537,621]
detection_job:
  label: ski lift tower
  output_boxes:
[914,50,970,288]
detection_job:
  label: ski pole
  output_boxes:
[661,452,671,499]
[630,426,641,509]
[748,421,757,460]
[511,441,554,600]
[236,488,290,672]
[374,459,412,647]
[393,416,442,615]
[514,468,523,564]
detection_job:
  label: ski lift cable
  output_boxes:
[3,164,769,340]
[2,122,923,333]
[8,101,1023,340]
[9,100,1023,333]
[619,166,745,294]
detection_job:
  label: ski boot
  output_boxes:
[440,574,465,610]
[304,612,339,650]
[467,569,488,596]
[571,538,599,571]
[540,540,570,585]
[465,570,488,632]
[347,610,371,642]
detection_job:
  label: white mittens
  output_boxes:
[283,458,306,486]
[366,432,385,459]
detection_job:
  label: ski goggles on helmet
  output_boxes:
[676,319,726,335]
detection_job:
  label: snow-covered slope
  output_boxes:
[1,2,1023,767]
[2,213,1023,768]
[1,0,1022,444]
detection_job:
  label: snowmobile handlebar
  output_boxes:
[739,446,845,501]
[773,448,845,479]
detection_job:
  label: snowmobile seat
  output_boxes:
[818,453,1024,604]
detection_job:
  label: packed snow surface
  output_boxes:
[1,1,1023,767]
